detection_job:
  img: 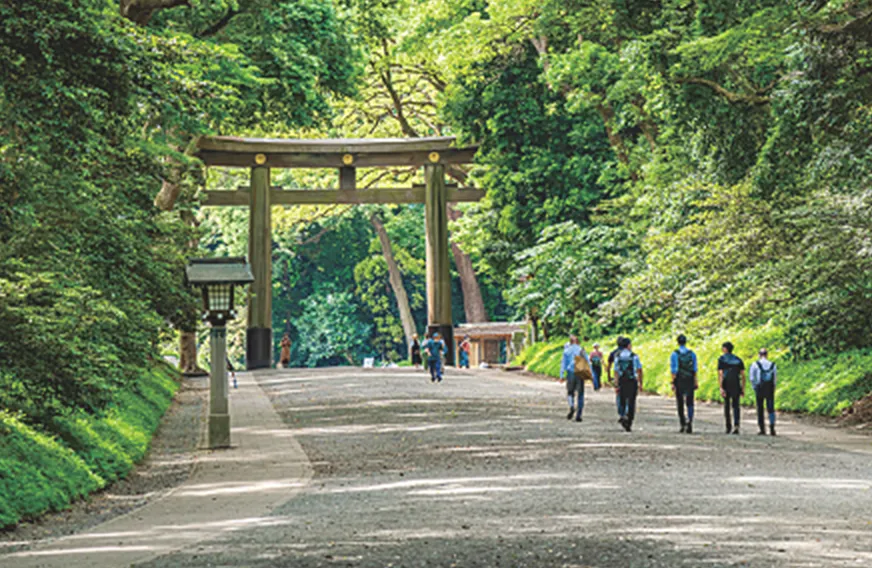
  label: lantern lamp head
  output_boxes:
[185,257,254,326]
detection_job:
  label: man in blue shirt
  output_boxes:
[559,335,590,422]
[670,334,698,434]
[424,332,447,383]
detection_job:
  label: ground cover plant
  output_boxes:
[0,364,178,529]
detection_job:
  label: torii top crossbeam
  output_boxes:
[197,135,481,370]
[197,135,478,168]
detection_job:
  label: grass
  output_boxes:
[514,323,872,416]
[0,362,179,529]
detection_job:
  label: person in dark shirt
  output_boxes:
[605,337,625,419]
[718,341,745,434]
[670,334,698,434]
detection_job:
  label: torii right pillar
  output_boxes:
[424,162,455,365]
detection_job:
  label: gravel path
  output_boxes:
[0,375,207,555]
[139,367,872,568]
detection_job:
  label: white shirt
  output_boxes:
[749,357,776,387]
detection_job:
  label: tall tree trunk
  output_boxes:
[370,213,417,352]
[447,205,488,323]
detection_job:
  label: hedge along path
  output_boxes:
[0,369,312,568]
[0,365,178,529]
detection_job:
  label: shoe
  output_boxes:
[732,427,739,435]
[725,426,732,434]
[625,421,633,433]
[758,429,766,436]
[620,417,631,432]
[679,424,686,433]
[438,378,442,382]
[770,425,776,436]
[575,416,583,422]
[686,423,692,434]
[567,408,575,420]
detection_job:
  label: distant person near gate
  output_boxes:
[718,342,745,435]
[559,335,591,422]
[279,333,291,368]
[670,334,698,434]
[613,337,643,432]
[410,333,423,370]
[458,335,472,368]
[750,348,777,436]
[589,343,603,391]
[424,332,447,383]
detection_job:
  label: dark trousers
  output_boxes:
[618,379,638,423]
[755,382,775,430]
[675,387,695,425]
[428,359,442,381]
[724,392,741,430]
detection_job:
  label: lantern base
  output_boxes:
[208,413,231,449]
[246,327,273,370]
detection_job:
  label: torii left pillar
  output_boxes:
[425,163,454,366]
[247,165,272,369]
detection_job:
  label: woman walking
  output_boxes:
[458,335,472,368]
[410,333,423,370]
[279,333,292,368]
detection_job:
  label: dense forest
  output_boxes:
[2,0,872,491]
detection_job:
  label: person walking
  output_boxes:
[424,332,446,383]
[226,357,237,389]
[750,348,777,436]
[670,334,698,433]
[559,335,591,422]
[613,337,643,432]
[279,333,292,369]
[458,335,472,369]
[606,337,626,419]
[718,341,745,434]
[589,343,603,391]
[410,333,423,370]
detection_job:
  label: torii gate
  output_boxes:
[196,136,482,370]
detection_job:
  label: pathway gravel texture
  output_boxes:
[135,367,871,568]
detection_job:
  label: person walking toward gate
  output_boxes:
[718,341,745,434]
[589,343,603,391]
[410,333,423,370]
[424,332,446,383]
[670,334,698,433]
[750,348,777,436]
[606,337,626,418]
[458,335,472,368]
[613,337,643,432]
[559,335,591,422]
[279,333,292,368]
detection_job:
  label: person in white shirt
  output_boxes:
[749,348,777,436]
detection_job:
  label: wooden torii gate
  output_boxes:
[196,136,482,370]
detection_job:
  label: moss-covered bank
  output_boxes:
[0,363,178,528]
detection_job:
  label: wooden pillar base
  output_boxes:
[246,327,272,370]
[429,323,455,368]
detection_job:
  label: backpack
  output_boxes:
[574,349,593,382]
[590,354,602,371]
[615,350,636,382]
[756,361,775,383]
[721,354,742,383]
[675,350,695,382]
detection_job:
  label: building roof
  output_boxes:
[185,257,254,286]
[455,322,527,338]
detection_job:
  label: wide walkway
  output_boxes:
[0,369,311,568]
[3,367,871,567]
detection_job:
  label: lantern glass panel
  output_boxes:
[208,284,232,312]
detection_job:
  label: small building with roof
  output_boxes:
[454,322,527,367]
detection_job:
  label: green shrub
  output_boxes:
[515,324,872,416]
[0,363,179,529]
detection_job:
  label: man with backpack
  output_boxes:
[559,335,591,422]
[670,335,698,433]
[718,341,745,434]
[606,337,626,418]
[424,332,447,383]
[749,348,777,436]
[613,337,643,432]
